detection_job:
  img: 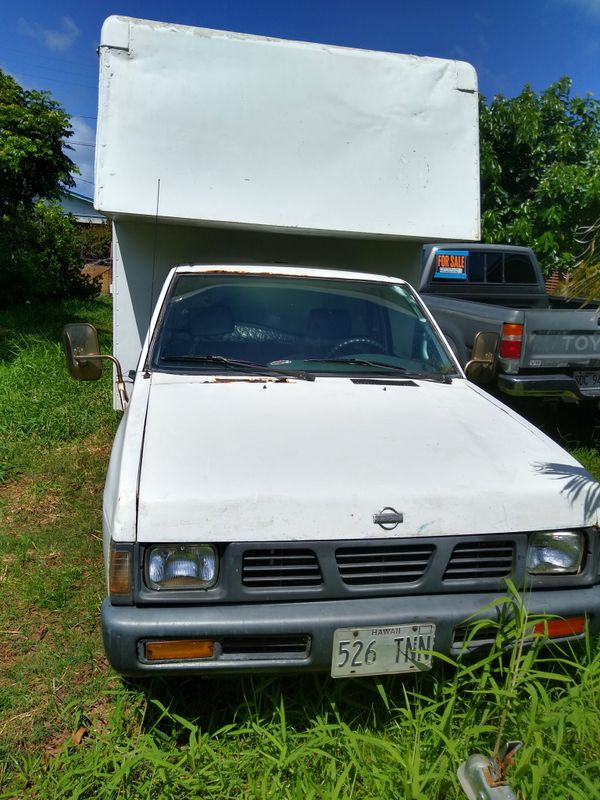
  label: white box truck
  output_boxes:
[63,16,600,676]
[95,15,480,388]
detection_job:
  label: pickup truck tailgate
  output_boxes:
[523,309,600,365]
[523,309,600,394]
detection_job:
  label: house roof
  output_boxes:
[59,190,106,224]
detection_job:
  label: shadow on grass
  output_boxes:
[503,394,600,448]
[127,667,443,738]
[0,297,112,364]
[124,621,599,739]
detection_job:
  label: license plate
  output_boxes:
[331,623,435,678]
[574,370,600,394]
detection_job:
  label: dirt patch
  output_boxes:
[0,635,22,673]
[82,440,112,458]
[0,710,36,738]
[55,433,112,460]
[0,608,63,677]
[0,477,64,527]
[86,696,113,732]
[0,553,15,582]
[41,702,112,761]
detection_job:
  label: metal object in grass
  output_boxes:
[457,741,522,800]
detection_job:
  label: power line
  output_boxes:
[2,64,99,118]
[1,43,96,69]
[1,55,97,80]
[6,69,97,90]
[71,141,96,147]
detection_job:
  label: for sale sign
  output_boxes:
[434,249,469,279]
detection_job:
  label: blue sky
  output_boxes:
[1,0,599,196]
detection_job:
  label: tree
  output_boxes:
[0,69,97,304]
[0,70,76,209]
[480,78,600,276]
[76,221,112,263]
[3,201,100,302]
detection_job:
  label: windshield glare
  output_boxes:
[150,273,456,376]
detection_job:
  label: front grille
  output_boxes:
[221,635,310,658]
[336,544,435,585]
[444,541,515,581]
[242,548,322,588]
[136,533,557,605]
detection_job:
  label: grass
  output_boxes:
[0,298,115,481]
[1,296,599,799]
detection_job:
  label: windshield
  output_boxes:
[149,273,457,377]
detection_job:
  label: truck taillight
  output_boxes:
[499,323,523,360]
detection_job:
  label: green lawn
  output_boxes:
[1,298,599,799]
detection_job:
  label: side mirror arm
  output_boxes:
[73,353,129,410]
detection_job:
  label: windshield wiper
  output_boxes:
[160,354,315,381]
[303,357,453,383]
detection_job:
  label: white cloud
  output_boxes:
[474,12,493,26]
[476,34,491,54]
[449,45,468,60]
[555,0,600,17]
[18,16,80,52]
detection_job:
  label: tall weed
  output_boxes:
[0,297,116,479]
[7,623,598,800]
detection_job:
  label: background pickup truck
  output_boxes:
[420,243,600,403]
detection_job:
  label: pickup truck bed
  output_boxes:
[420,243,600,402]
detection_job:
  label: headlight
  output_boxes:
[146,545,218,589]
[527,531,584,575]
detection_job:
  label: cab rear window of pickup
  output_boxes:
[431,251,538,285]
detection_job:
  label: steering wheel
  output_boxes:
[326,337,387,358]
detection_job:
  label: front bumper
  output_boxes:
[498,373,596,401]
[102,585,600,676]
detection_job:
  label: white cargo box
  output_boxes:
[96,16,479,241]
[95,17,481,400]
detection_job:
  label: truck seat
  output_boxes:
[304,308,351,357]
[189,304,235,356]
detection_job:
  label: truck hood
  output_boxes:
[137,374,599,542]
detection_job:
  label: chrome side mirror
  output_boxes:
[63,323,129,409]
[465,331,499,385]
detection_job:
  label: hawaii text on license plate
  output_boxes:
[331,623,435,678]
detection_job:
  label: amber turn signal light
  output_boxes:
[501,323,524,338]
[109,549,131,595]
[499,322,524,360]
[145,639,215,661]
[532,616,586,638]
